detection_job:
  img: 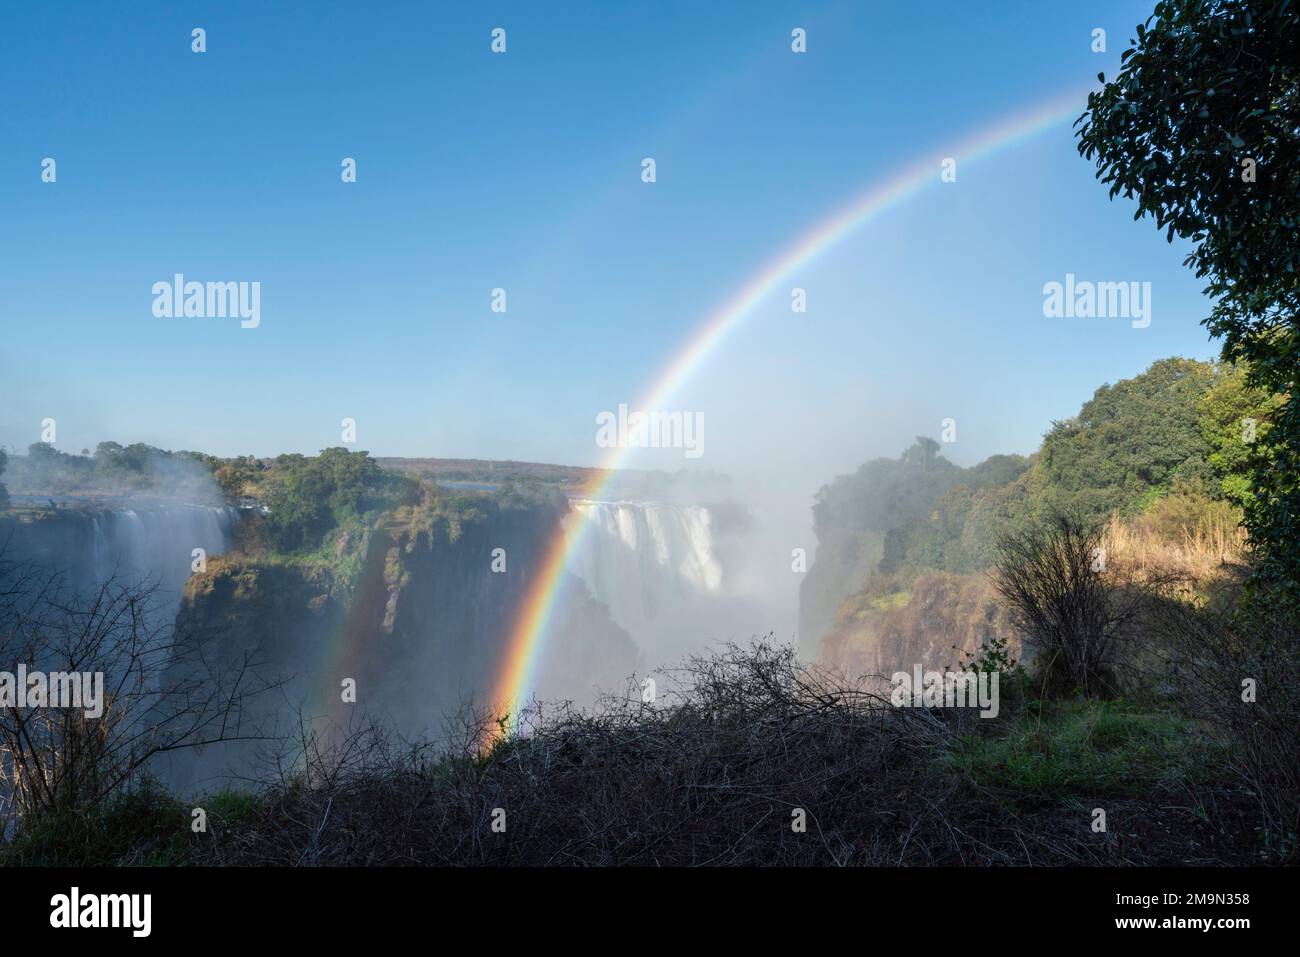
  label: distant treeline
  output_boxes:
[0,442,222,504]
[812,358,1278,581]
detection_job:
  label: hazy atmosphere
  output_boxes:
[0,0,1295,933]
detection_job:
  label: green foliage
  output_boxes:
[206,454,266,502]
[957,632,1030,705]
[802,438,969,648]
[945,700,1221,800]
[870,360,1238,582]
[1077,0,1300,599]
[810,357,1267,670]
[260,448,418,553]
[1035,358,1218,521]
[4,441,221,501]
[0,779,194,867]
[205,789,263,831]
[812,437,961,536]
[0,781,266,866]
[815,440,1033,579]
[882,455,1035,575]
[1135,479,1242,544]
[1199,362,1285,509]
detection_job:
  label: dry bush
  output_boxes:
[0,553,278,827]
[1146,589,1300,860]
[994,512,1153,698]
[1103,504,1248,588]
[206,642,1175,866]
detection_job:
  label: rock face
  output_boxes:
[163,499,641,792]
[818,572,1020,679]
[0,504,238,681]
[797,529,884,661]
[0,504,237,598]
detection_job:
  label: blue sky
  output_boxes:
[1,0,1219,483]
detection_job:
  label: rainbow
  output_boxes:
[486,86,1090,736]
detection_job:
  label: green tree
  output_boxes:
[1077,0,1300,596]
[260,448,415,552]
[1199,363,1284,509]
[811,437,960,536]
[1035,358,1217,520]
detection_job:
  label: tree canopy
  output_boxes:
[1077,0,1300,596]
[1037,357,1217,518]
[260,448,418,553]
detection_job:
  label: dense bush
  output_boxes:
[259,448,418,553]
[2,441,220,501]
[1148,587,1300,858]
[1078,0,1300,602]
[993,512,1149,698]
[0,639,1277,866]
[0,556,277,826]
[188,643,1255,866]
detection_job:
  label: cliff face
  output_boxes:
[797,529,883,660]
[168,499,640,779]
[0,505,237,596]
[0,505,238,682]
[818,572,1020,678]
[355,504,640,731]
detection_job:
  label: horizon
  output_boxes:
[0,340,1221,474]
[2,0,1219,484]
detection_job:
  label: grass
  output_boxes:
[944,699,1226,801]
[1104,507,1248,590]
[868,589,912,611]
[0,782,266,867]
[204,789,264,831]
[0,647,1269,866]
[0,780,193,867]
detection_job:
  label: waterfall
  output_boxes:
[84,505,237,594]
[565,499,725,663]
[2,503,238,624]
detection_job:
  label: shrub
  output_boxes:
[957,632,1030,708]
[1148,587,1300,861]
[993,512,1147,698]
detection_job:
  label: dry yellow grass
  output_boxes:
[1101,510,1248,585]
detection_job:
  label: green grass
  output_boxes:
[0,783,265,867]
[0,780,194,866]
[205,788,264,831]
[943,699,1227,801]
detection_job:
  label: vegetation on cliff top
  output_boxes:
[0,442,222,503]
[809,357,1272,643]
[1077,0,1299,601]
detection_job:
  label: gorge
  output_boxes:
[0,478,769,794]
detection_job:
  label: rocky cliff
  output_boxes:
[818,572,1019,678]
[163,497,640,790]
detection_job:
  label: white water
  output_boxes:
[86,505,238,591]
[1,504,239,701]
[565,500,729,665]
[4,503,238,637]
